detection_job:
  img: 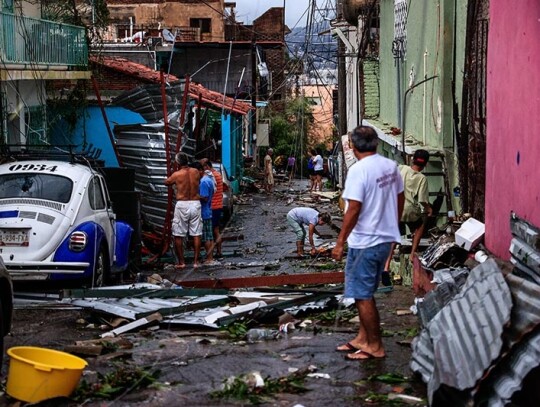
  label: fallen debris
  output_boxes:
[210,369,309,404]
[101,312,163,338]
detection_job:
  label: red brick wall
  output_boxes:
[92,66,152,93]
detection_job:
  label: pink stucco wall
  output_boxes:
[485,0,540,259]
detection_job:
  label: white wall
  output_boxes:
[4,79,45,144]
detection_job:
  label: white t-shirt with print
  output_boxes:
[342,154,404,248]
[313,155,323,171]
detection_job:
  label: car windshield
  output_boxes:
[0,173,73,203]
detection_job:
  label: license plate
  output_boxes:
[0,229,29,246]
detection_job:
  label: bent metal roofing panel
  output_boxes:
[410,259,512,404]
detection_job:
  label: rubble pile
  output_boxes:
[410,213,540,405]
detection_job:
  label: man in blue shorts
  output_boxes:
[192,162,216,266]
[332,126,404,360]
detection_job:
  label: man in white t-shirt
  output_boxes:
[332,125,404,360]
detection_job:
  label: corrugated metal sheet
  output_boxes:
[66,295,229,320]
[510,237,540,274]
[112,83,197,232]
[503,273,540,348]
[472,273,540,405]
[112,82,185,122]
[417,268,469,327]
[477,327,540,407]
[510,212,540,251]
[410,259,512,403]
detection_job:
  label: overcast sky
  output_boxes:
[233,0,310,28]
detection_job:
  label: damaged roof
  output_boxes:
[91,55,252,115]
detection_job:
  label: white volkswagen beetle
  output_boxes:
[0,160,133,286]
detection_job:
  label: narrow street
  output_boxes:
[3,178,427,406]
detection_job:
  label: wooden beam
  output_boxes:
[176,272,345,289]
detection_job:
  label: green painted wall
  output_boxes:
[372,0,468,213]
[379,0,467,147]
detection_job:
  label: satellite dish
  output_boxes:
[162,29,175,42]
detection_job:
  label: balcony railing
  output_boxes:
[0,11,88,67]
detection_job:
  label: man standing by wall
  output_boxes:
[264,148,274,193]
[165,152,202,270]
[201,158,224,258]
[399,149,432,257]
[332,126,404,360]
[192,162,216,266]
[382,149,433,283]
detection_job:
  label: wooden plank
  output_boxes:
[177,272,345,289]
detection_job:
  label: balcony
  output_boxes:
[0,11,88,67]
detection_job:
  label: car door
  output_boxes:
[88,176,115,265]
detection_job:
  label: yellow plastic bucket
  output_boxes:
[6,346,88,403]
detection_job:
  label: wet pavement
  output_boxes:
[2,178,427,406]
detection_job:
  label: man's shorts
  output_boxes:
[308,168,315,176]
[202,219,213,242]
[314,169,324,176]
[344,243,393,300]
[399,218,424,235]
[287,214,306,241]
[212,208,223,228]
[172,200,202,237]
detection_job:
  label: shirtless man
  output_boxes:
[165,152,202,269]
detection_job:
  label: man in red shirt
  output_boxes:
[201,158,224,258]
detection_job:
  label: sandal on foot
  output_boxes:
[345,350,386,361]
[336,342,361,352]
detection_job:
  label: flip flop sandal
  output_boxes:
[336,342,361,352]
[345,350,386,361]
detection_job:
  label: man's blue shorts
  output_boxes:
[344,243,393,300]
[212,209,223,228]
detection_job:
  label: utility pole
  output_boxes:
[251,39,258,163]
[337,1,348,136]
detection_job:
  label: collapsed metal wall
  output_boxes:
[112,81,196,233]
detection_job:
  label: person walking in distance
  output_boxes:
[312,148,324,192]
[201,158,224,258]
[165,152,202,269]
[307,150,316,192]
[286,207,331,256]
[332,126,404,360]
[264,148,274,193]
[382,149,433,284]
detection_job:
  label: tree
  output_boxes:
[265,96,314,161]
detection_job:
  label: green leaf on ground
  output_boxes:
[368,372,409,384]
